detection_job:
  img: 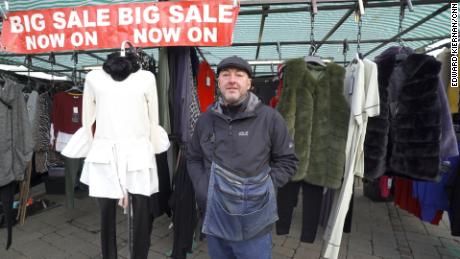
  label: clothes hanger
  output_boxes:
[350,8,364,64]
[66,82,83,94]
[65,85,83,94]
[304,53,326,67]
[120,40,137,58]
[66,51,83,94]
[395,2,409,62]
[22,55,33,93]
[120,40,141,68]
[38,52,56,94]
[343,39,349,65]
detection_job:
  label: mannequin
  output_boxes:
[62,42,169,258]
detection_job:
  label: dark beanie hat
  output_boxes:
[217,56,252,78]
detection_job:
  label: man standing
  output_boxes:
[187,56,298,259]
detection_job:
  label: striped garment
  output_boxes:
[33,92,52,173]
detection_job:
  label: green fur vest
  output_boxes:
[277,58,349,189]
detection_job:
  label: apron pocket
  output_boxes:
[214,184,270,216]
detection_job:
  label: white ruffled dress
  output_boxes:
[62,69,170,199]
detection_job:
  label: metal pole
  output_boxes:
[33,55,74,70]
[86,52,105,62]
[223,35,449,46]
[255,5,270,60]
[254,5,270,72]
[315,8,354,51]
[363,3,449,57]
[239,0,448,14]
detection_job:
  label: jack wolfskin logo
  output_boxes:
[238,131,249,136]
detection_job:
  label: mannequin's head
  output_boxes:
[102,52,140,81]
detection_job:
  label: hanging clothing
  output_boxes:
[33,92,51,173]
[365,47,450,181]
[150,152,172,218]
[189,54,201,139]
[51,92,83,151]
[196,61,216,112]
[168,47,193,143]
[149,51,173,218]
[0,76,34,186]
[0,182,15,250]
[190,47,200,79]
[363,48,395,180]
[277,58,349,189]
[276,181,323,243]
[343,191,354,234]
[0,76,33,251]
[25,90,39,126]
[412,166,451,222]
[388,52,443,181]
[393,177,444,225]
[170,151,197,259]
[446,142,460,236]
[269,64,285,108]
[319,188,335,227]
[323,57,380,259]
[157,47,171,134]
[157,47,175,181]
[61,69,170,199]
[138,50,156,76]
[354,59,380,177]
[252,76,278,105]
[448,162,460,236]
[64,157,84,208]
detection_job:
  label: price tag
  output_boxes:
[72,106,80,123]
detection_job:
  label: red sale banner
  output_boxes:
[0,0,239,54]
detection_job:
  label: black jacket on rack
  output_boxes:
[365,47,443,181]
[170,149,197,259]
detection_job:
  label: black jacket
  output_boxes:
[364,47,443,181]
[187,92,298,209]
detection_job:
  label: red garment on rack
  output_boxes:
[197,61,216,112]
[393,177,443,225]
[51,92,83,136]
[269,64,285,108]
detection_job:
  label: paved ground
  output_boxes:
[0,183,459,259]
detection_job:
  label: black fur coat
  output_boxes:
[364,47,442,181]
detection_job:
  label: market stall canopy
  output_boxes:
[0,64,68,80]
[0,0,452,76]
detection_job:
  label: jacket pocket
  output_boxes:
[85,143,112,164]
[127,155,155,171]
[126,143,155,171]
